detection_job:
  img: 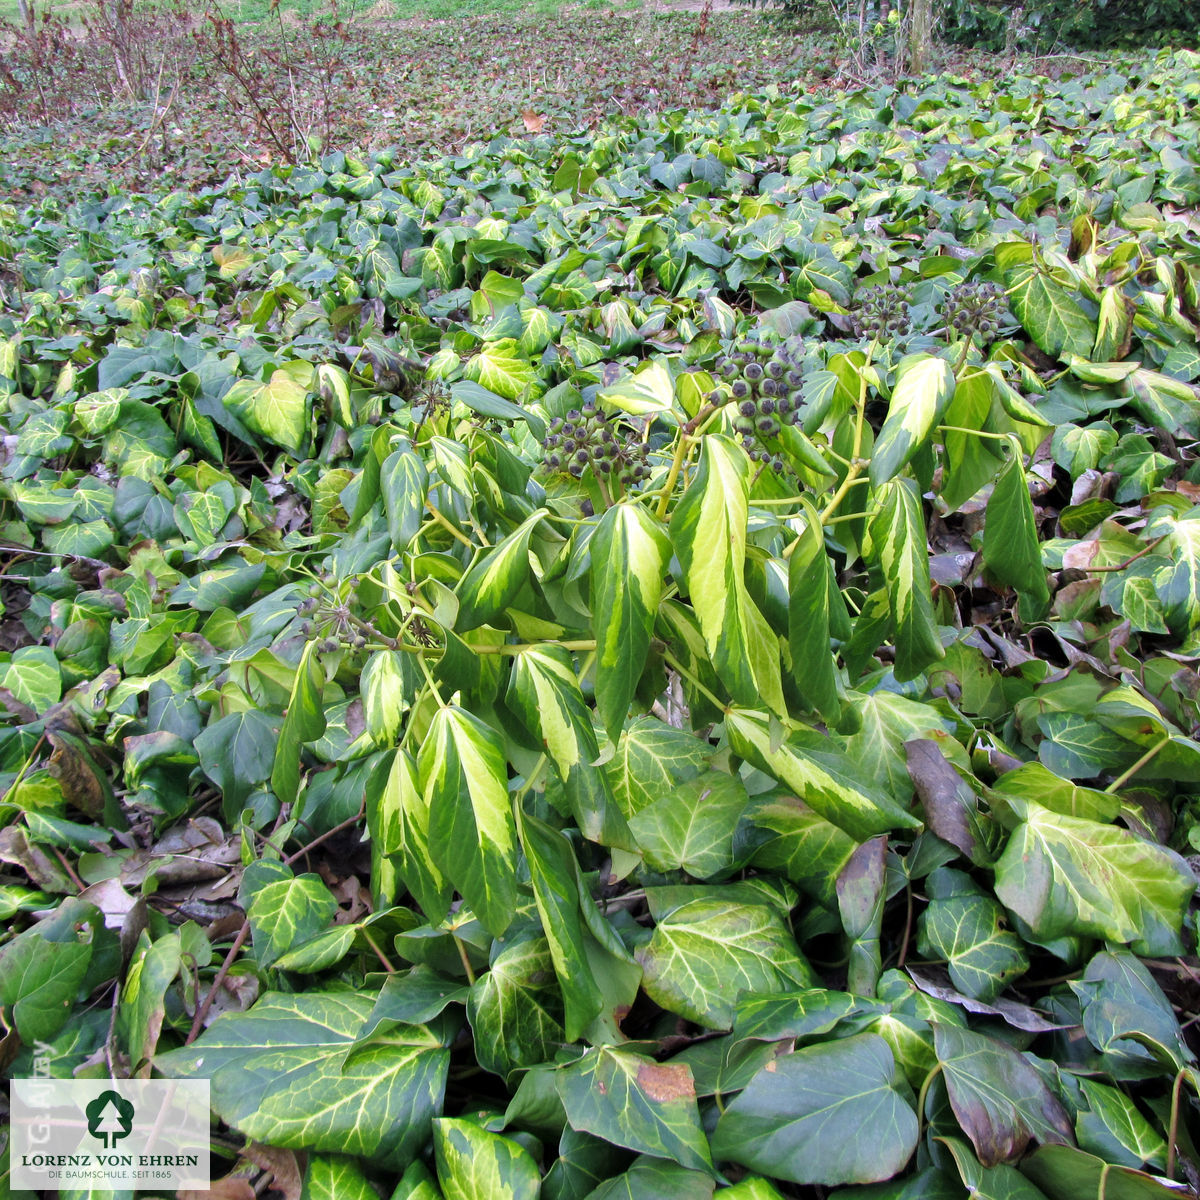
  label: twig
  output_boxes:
[184,920,249,1044]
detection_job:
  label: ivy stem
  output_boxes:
[662,650,726,712]
[453,935,477,985]
[936,424,1015,442]
[896,882,914,968]
[513,754,549,810]
[344,610,399,649]
[1167,1067,1187,1180]
[595,473,614,510]
[4,732,46,804]
[417,653,448,708]
[1083,533,1169,574]
[815,370,870,530]
[655,429,692,521]
[1104,735,1170,794]
[425,501,474,548]
[361,928,397,974]
[915,1061,945,1140]
[474,639,597,656]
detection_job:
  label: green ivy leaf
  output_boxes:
[2,645,62,714]
[916,867,1029,1002]
[271,639,327,806]
[628,769,749,879]
[934,1024,1074,1166]
[555,1045,713,1175]
[156,992,449,1168]
[993,795,1195,956]
[380,437,430,553]
[787,498,841,723]
[635,888,815,1030]
[118,932,182,1074]
[0,931,91,1044]
[1003,256,1095,361]
[301,1156,378,1200]
[711,1033,919,1185]
[982,443,1050,622]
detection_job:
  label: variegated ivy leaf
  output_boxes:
[464,338,538,400]
[669,435,784,714]
[869,353,955,487]
[156,992,449,1169]
[506,645,631,849]
[590,501,671,741]
[434,1118,540,1200]
[368,748,450,920]
[455,509,546,631]
[598,359,678,416]
[916,867,1029,1003]
[636,889,816,1030]
[726,708,920,841]
[418,706,519,937]
[555,1046,713,1175]
[246,870,337,969]
[993,794,1194,956]
[225,362,313,455]
[868,476,945,681]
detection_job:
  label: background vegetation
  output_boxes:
[1,3,1200,1200]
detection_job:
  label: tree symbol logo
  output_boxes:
[85,1091,135,1149]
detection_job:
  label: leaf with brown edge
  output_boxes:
[934,1024,1074,1166]
[905,739,992,866]
[555,1045,713,1175]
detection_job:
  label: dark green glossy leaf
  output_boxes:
[711,1033,918,1185]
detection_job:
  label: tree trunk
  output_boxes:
[908,0,932,72]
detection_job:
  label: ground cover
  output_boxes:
[1,19,1200,1200]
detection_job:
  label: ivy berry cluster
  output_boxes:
[542,400,652,486]
[939,280,1010,344]
[715,337,805,472]
[851,283,913,340]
